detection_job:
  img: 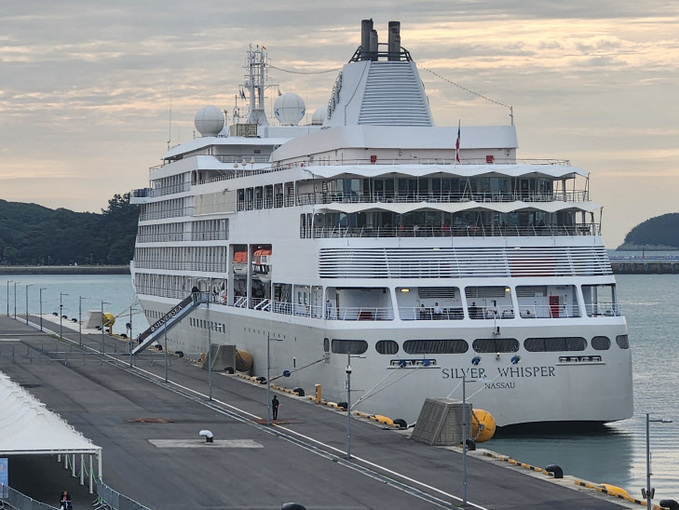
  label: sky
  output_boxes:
[1,1,678,248]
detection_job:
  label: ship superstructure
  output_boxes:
[131,20,633,428]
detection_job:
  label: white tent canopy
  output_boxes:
[0,371,100,456]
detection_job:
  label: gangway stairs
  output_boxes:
[132,292,207,355]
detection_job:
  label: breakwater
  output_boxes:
[610,259,679,274]
[0,265,129,275]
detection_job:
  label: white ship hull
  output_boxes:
[135,291,633,427]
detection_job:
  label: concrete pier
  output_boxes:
[0,315,635,510]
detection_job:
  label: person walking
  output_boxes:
[272,395,280,420]
[59,490,73,510]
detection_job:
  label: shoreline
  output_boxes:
[0,265,129,275]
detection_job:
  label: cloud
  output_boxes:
[0,1,678,247]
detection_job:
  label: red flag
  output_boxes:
[455,121,461,163]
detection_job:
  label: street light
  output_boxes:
[5,280,12,317]
[644,413,673,510]
[13,281,20,320]
[461,372,490,507]
[59,292,68,338]
[346,356,352,460]
[101,300,110,354]
[266,335,283,425]
[79,296,88,346]
[39,288,46,331]
[25,284,33,325]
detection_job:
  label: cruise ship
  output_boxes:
[130,20,633,428]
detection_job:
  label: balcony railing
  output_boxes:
[297,190,588,206]
[310,223,600,239]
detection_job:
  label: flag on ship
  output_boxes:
[455,120,461,163]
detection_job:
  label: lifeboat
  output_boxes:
[252,248,272,282]
[233,251,248,276]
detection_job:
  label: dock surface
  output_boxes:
[0,316,634,510]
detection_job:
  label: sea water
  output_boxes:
[1,272,678,501]
[491,273,679,501]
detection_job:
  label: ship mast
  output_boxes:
[243,45,276,126]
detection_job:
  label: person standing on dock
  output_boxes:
[272,395,280,420]
[59,490,73,510]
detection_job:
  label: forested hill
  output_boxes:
[617,213,679,250]
[0,193,139,266]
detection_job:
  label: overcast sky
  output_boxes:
[1,1,678,247]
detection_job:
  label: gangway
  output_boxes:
[132,292,207,355]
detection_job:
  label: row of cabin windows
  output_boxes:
[189,317,226,333]
[327,335,628,355]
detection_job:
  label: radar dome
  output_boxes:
[274,93,305,126]
[311,105,328,126]
[195,106,225,137]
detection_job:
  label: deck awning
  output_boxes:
[307,163,588,180]
[0,371,100,456]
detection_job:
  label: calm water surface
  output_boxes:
[492,273,679,501]
[1,273,678,501]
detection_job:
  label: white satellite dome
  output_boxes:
[311,105,328,126]
[194,106,224,137]
[274,93,306,126]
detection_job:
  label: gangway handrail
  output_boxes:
[132,292,207,355]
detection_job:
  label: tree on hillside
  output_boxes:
[0,193,140,266]
[622,213,679,248]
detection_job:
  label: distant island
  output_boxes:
[617,213,679,251]
[0,193,139,266]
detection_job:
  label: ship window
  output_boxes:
[616,335,629,349]
[323,337,330,353]
[472,338,519,353]
[418,287,457,299]
[591,336,611,350]
[331,339,368,354]
[375,340,399,355]
[403,339,468,354]
[524,337,586,352]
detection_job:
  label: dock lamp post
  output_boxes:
[462,368,494,508]
[346,357,352,460]
[39,288,46,331]
[266,335,283,425]
[59,292,68,338]
[79,296,88,346]
[101,300,110,354]
[344,353,365,460]
[644,413,673,510]
[13,281,20,319]
[25,284,33,325]
[6,280,12,317]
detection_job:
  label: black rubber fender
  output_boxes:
[224,366,235,374]
[465,439,476,451]
[545,464,564,479]
[292,387,305,396]
[281,504,306,510]
[659,500,679,510]
[393,418,407,429]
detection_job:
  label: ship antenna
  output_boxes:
[167,83,173,150]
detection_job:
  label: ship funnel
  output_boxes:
[388,21,401,61]
[361,19,373,61]
[370,28,378,60]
